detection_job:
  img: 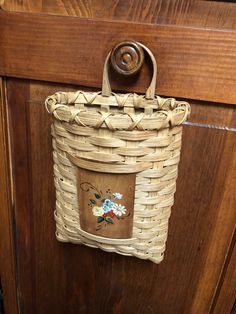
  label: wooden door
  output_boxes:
[0,2,236,314]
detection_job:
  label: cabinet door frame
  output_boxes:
[0,78,18,314]
[0,8,236,314]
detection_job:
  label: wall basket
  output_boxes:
[45,42,190,263]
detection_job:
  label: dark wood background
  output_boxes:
[0,1,236,314]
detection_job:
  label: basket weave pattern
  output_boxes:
[46,91,190,263]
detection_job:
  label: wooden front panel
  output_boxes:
[77,168,135,239]
[5,78,236,314]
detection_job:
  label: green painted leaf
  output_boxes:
[90,199,96,204]
[105,217,114,224]
[97,217,104,223]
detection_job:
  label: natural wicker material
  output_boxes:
[45,43,190,263]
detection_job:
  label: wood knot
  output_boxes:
[110,41,144,76]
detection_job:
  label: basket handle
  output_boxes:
[102,42,157,100]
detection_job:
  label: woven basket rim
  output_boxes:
[45,90,190,131]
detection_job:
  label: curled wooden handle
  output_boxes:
[102,41,157,100]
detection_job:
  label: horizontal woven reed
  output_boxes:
[46,89,190,263]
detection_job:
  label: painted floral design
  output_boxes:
[80,182,129,230]
[113,204,126,217]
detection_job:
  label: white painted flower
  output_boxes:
[92,206,104,217]
[113,192,123,200]
[113,204,126,217]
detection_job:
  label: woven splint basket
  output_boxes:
[45,43,190,263]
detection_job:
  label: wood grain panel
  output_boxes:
[187,124,236,313]
[1,11,236,105]
[6,79,236,313]
[212,231,236,314]
[0,79,18,314]
[6,79,35,313]
[2,0,236,30]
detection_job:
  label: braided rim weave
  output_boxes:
[45,91,190,131]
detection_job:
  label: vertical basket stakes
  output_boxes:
[45,43,190,263]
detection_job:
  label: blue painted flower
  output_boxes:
[113,192,123,199]
[102,198,116,213]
